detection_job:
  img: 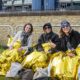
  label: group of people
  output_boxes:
[9,20,80,53]
[0,20,80,80]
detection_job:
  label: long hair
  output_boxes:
[60,27,72,37]
[23,23,33,34]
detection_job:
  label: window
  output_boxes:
[13,0,22,6]
[14,6,22,11]
[73,2,80,10]
[3,0,12,6]
[24,5,32,11]
[24,0,32,5]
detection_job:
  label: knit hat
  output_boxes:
[61,20,70,28]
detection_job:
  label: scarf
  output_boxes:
[21,31,31,46]
[65,35,74,50]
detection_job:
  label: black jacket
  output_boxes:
[25,32,60,55]
[60,30,80,51]
[38,32,60,51]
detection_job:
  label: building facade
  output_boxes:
[2,0,32,11]
[0,0,2,11]
[1,0,80,11]
[58,0,80,10]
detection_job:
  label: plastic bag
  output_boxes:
[18,69,33,80]
[6,62,22,77]
[33,68,48,80]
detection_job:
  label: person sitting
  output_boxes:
[0,23,34,75]
[38,23,60,54]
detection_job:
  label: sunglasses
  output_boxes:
[44,26,51,29]
[61,26,69,28]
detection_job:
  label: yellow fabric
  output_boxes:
[7,36,21,49]
[76,47,80,56]
[21,42,54,71]
[1,47,24,63]
[63,56,79,78]
[13,40,21,49]
[0,50,24,75]
[7,36,13,47]
[50,52,64,77]
[0,54,6,63]
[42,42,52,53]
[0,41,25,75]
[49,50,80,79]
[22,50,47,71]
[42,42,53,61]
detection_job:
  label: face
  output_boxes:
[24,25,31,33]
[62,26,71,34]
[44,26,52,33]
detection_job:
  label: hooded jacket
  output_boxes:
[38,32,60,51]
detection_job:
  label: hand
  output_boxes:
[68,53,75,57]
[18,47,23,52]
[50,42,56,48]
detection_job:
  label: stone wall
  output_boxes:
[0,15,80,27]
[0,13,80,45]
